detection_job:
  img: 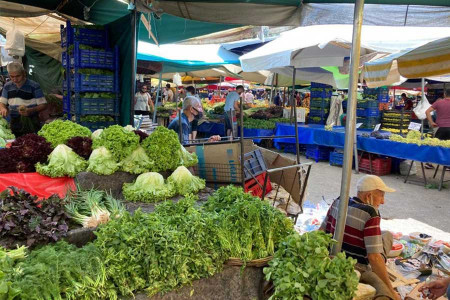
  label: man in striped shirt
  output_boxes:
[0,62,47,137]
[320,175,400,300]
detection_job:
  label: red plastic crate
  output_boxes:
[359,156,392,176]
[244,172,272,198]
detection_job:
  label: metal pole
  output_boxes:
[130,8,138,125]
[240,80,245,188]
[421,78,425,138]
[292,67,300,164]
[331,0,365,255]
[269,73,275,104]
[152,73,162,123]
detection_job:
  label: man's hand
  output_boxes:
[208,135,221,142]
[0,105,8,117]
[18,107,31,117]
[419,279,449,299]
[429,121,438,128]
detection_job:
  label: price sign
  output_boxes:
[356,123,363,129]
[408,122,422,131]
[373,124,381,132]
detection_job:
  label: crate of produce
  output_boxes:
[70,95,119,116]
[357,100,379,109]
[310,89,332,99]
[310,98,330,109]
[357,107,379,118]
[311,82,332,89]
[71,73,116,92]
[281,143,307,154]
[62,47,116,70]
[309,108,329,117]
[330,151,344,166]
[379,103,389,110]
[306,145,331,162]
[80,121,116,131]
[243,149,268,181]
[359,155,392,176]
[244,172,272,198]
[61,21,109,48]
[309,116,327,125]
[357,117,380,129]
[365,87,389,102]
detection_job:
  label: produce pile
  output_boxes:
[264,231,359,300]
[243,117,291,130]
[0,186,297,299]
[389,131,450,148]
[0,120,198,179]
[249,106,283,120]
[0,116,14,145]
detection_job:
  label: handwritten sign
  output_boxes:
[408,122,421,131]
[373,124,381,132]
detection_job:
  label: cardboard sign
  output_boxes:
[373,124,381,132]
[408,122,421,131]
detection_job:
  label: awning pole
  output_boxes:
[269,74,275,104]
[332,0,365,255]
[240,79,245,188]
[130,8,138,125]
[292,67,300,164]
[152,73,162,123]
[421,78,425,138]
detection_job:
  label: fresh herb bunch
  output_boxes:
[80,115,114,122]
[141,126,182,172]
[0,187,70,248]
[66,136,93,159]
[38,120,91,147]
[264,231,359,300]
[92,125,140,162]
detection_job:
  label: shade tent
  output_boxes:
[149,67,241,81]
[364,36,450,88]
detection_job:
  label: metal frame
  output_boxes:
[433,166,449,191]
[260,162,313,223]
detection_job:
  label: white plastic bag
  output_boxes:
[413,95,431,120]
[5,24,25,58]
[172,73,182,86]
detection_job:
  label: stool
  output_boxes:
[432,165,449,191]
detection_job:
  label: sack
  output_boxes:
[413,95,431,120]
[5,24,25,57]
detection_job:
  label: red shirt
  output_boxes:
[432,98,450,127]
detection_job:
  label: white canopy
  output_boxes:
[240,25,450,73]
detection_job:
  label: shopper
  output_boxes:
[274,92,281,106]
[163,84,174,104]
[426,86,450,141]
[134,85,154,116]
[320,175,401,300]
[186,86,199,140]
[419,277,450,299]
[0,62,47,137]
[224,85,244,137]
[244,90,254,104]
[168,96,220,144]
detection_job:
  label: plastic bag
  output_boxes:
[5,24,25,57]
[413,95,432,120]
[173,73,182,86]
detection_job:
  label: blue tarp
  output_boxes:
[197,121,226,137]
[239,127,274,143]
[274,124,450,165]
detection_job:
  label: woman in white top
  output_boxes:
[134,85,154,115]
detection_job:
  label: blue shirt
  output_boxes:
[0,79,46,117]
[224,91,240,112]
[168,113,190,144]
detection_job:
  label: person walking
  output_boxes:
[426,86,450,141]
[134,85,154,115]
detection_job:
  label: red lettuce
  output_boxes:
[66,136,93,159]
[134,130,149,143]
[11,133,53,163]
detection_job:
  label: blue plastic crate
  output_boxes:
[62,48,116,70]
[311,82,333,89]
[306,145,331,162]
[330,151,344,166]
[61,21,109,48]
[309,109,329,117]
[357,101,379,109]
[281,143,307,154]
[310,98,330,108]
[365,87,390,103]
[73,73,116,92]
[310,90,333,98]
[71,97,119,116]
[80,121,116,131]
[356,107,380,117]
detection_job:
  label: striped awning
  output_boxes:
[363,36,450,87]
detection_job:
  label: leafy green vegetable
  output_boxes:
[87,147,120,175]
[120,146,153,174]
[92,129,103,139]
[92,125,140,162]
[78,68,114,76]
[141,126,182,172]
[80,92,115,99]
[167,166,205,196]
[243,117,291,129]
[122,172,175,203]
[80,115,114,122]
[264,231,359,300]
[0,138,6,148]
[179,146,198,168]
[0,116,8,128]
[0,127,14,140]
[36,144,87,177]
[38,120,91,147]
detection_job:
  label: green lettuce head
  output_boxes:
[36,144,87,177]
[122,172,175,202]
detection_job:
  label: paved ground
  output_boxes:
[278,151,450,235]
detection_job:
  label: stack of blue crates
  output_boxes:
[356,90,382,129]
[305,145,332,162]
[309,82,332,125]
[61,20,120,130]
[364,87,389,103]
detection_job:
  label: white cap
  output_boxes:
[357,175,396,193]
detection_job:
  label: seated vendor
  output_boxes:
[0,62,47,137]
[320,175,401,300]
[168,96,220,144]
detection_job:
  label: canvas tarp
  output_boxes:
[364,36,450,88]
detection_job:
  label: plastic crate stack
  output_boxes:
[305,145,332,163]
[381,110,412,136]
[356,97,380,129]
[309,82,332,124]
[61,20,120,131]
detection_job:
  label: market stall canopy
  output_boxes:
[137,41,240,73]
[149,66,241,81]
[364,36,450,88]
[265,68,347,88]
[223,65,270,84]
[240,25,450,73]
[150,0,449,26]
